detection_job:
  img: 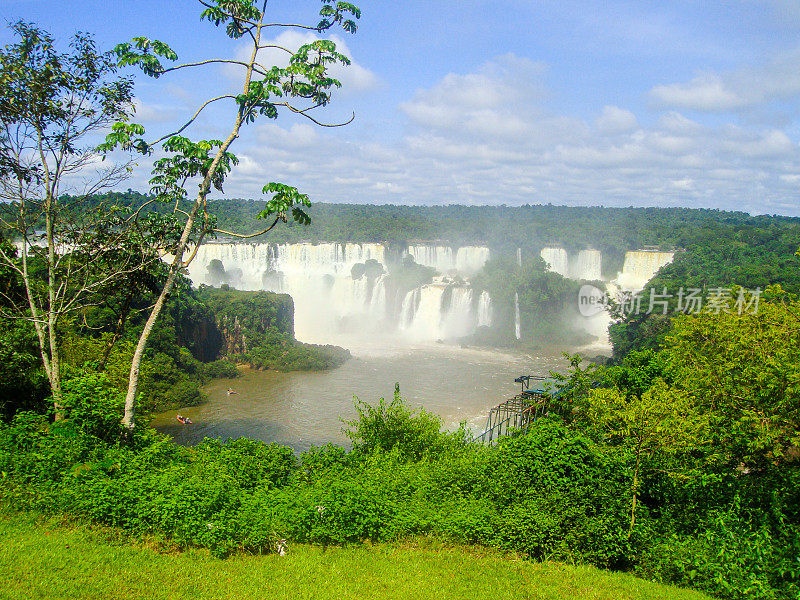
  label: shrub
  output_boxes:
[343,384,453,461]
[61,372,125,441]
[474,418,632,567]
[204,359,240,379]
[638,499,800,600]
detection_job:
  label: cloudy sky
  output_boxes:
[3,0,800,215]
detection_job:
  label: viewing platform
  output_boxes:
[473,375,566,445]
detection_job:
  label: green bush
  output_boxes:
[0,390,797,599]
[343,384,468,461]
[638,499,800,600]
[204,359,240,379]
[61,372,125,442]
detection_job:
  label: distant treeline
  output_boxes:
[22,190,799,266]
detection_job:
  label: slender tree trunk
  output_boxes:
[44,191,65,420]
[121,264,179,431]
[121,126,243,433]
[628,437,642,538]
[121,20,263,435]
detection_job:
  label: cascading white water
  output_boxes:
[478,291,493,328]
[400,285,445,340]
[455,246,491,274]
[538,247,604,281]
[186,242,489,344]
[399,284,481,341]
[616,251,675,291]
[187,242,389,343]
[406,245,454,274]
[540,247,569,277]
[368,274,387,320]
[514,293,521,340]
[516,248,522,267]
[442,287,475,339]
[406,245,490,275]
[399,287,419,328]
[570,249,603,281]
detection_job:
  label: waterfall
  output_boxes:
[516,248,522,266]
[539,247,604,281]
[185,242,494,344]
[442,287,475,339]
[406,245,454,273]
[400,285,444,340]
[368,274,387,320]
[186,242,390,343]
[514,293,521,340]
[570,249,603,280]
[455,246,491,274]
[477,291,492,327]
[406,244,490,275]
[616,251,675,291]
[398,284,480,341]
[399,287,420,328]
[540,247,569,277]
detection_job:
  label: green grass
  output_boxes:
[0,512,711,600]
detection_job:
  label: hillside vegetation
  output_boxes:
[1,293,798,599]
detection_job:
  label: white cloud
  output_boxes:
[399,54,586,148]
[132,98,177,124]
[649,47,800,112]
[650,73,748,111]
[596,106,638,135]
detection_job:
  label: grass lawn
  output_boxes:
[0,512,711,600]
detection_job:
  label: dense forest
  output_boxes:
[609,219,800,358]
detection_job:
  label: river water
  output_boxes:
[152,338,583,453]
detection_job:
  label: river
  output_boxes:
[151,338,585,453]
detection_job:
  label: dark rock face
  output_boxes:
[175,304,224,362]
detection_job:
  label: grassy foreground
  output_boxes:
[0,512,710,600]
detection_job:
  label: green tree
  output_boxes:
[663,295,800,467]
[585,381,709,536]
[107,0,362,434]
[0,22,140,418]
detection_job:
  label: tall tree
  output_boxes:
[0,22,143,418]
[108,0,361,434]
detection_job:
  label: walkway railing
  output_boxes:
[472,378,568,445]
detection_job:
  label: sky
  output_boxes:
[3,0,800,215]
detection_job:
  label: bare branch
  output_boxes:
[283,104,356,127]
[150,95,238,145]
[161,59,268,77]
[213,216,281,238]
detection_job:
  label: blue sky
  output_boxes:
[3,0,800,215]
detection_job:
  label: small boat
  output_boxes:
[226,388,238,396]
[176,415,193,425]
